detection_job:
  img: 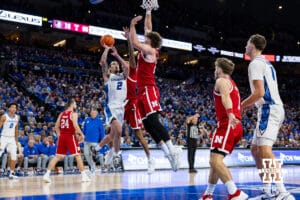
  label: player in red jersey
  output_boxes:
[43,99,90,183]
[199,58,248,200]
[108,27,155,173]
[130,10,181,171]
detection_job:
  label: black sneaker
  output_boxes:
[90,146,98,162]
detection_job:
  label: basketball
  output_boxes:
[100,34,115,47]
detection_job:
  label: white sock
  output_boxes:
[95,145,102,151]
[161,143,170,156]
[225,180,237,195]
[262,183,272,194]
[276,182,287,193]
[204,183,216,195]
[165,140,175,154]
[45,169,51,176]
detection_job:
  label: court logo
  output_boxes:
[258,158,283,183]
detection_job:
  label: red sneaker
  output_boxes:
[199,194,213,200]
[228,189,248,200]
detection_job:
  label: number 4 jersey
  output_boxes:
[60,111,76,134]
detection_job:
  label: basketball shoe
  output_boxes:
[199,194,213,200]
[43,174,52,183]
[228,189,248,200]
[147,157,155,174]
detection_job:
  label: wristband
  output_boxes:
[226,108,233,115]
[146,10,151,15]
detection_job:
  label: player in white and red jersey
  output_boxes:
[130,10,181,171]
[200,58,248,200]
[43,99,90,183]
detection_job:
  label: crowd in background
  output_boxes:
[0,44,299,172]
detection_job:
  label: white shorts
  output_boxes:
[0,136,17,160]
[104,104,124,127]
[252,104,284,146]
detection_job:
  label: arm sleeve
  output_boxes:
[249,60,264,81]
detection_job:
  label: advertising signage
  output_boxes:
[244,54,275,62]
[52,19,89,34]
[0,9,42,26]
[121,148,300,170]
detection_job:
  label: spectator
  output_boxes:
[27,112,37,124]
[23,139,39,172]
[47,135,57,164]
[82,108,105,173]
[63,152,74,172]
[37,137,50,171]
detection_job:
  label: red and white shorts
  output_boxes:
[210,119,243,154]
[56,134,80,155]
[124,99,143,129]
[137,86,162,119]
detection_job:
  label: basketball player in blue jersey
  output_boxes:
[0,103,19,179]
[93,44,128,167]
[242,34,295,200]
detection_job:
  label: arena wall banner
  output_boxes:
[121,148,300,170]
[0,9,42,26]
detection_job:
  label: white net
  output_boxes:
[141,0,159,10]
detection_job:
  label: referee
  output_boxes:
[186,113,200,173]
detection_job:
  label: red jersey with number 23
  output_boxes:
[60,111,76,134]
[213,78,241,122]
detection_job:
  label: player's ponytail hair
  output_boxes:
[146,31,162,49]
[215,57,235,75]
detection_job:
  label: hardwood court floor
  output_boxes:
[0,166,299,200]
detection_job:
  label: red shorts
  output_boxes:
[210,119,243,154]
[56,134,81,155]
[124,99,143,129]
[137,86,162,119]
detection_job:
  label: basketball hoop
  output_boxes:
[141,0,159,11]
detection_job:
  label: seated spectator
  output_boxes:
[47,135,57,164]
[37,137,50,171]
[63,152,74,172]
[0,150,8,172]
[23,139,39,172]
[121,136,132,148]
[27,112,36,124]
[18,130,28,147]
[15,142,24,174]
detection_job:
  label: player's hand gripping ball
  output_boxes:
[100,34,115,47]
